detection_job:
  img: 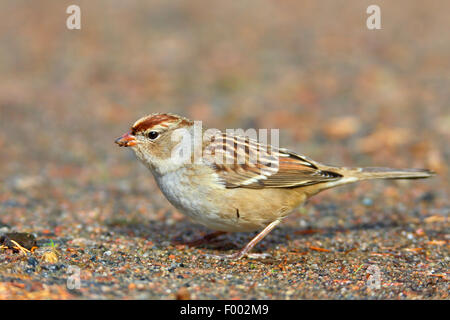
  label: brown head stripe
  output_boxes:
[131,114,192,134]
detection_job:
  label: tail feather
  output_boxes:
[352,167,435,180]
[319,166,435,190]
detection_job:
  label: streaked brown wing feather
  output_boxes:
[203,133,342,189]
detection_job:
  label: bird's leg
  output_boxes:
[173,231,227,247]
[207,219,282,260]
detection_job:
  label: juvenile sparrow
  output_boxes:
[115,113,434,259]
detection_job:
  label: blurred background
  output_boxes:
[0,0,448,226]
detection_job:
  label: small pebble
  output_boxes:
[28,257,39,267]
[168,263,177,272]
[362,198,373,206]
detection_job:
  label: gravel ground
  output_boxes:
[0,1,448,299]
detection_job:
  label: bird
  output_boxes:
[115,112,434,259]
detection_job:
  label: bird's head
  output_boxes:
[115,113,195,174]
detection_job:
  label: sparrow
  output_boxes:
[115,113,434,259]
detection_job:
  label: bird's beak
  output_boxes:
[115,132,137,147]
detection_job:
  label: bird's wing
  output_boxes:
[202,133,342,189]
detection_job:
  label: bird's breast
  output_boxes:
[153,166,229,228]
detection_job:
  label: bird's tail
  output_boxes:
[320,166,434,190]
[349,167,435,180]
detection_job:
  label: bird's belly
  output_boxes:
[155,169,238,231]
[154,169,307,232]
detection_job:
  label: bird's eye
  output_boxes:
[147,131,159,140]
